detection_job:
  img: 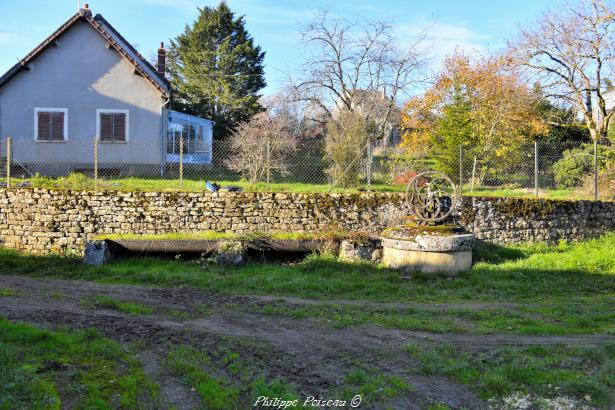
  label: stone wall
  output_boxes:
[0,188,613,254]
[458,196,615,245]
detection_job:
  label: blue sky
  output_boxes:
[0,0,555,95]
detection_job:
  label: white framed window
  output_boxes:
[96,109,129,142]
[34,107,68,142]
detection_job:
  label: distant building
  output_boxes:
[333,89,402,147]
[605,89,615,112]
[0,4,213,175]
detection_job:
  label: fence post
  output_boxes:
[594,139,598,200]
[470,155,477,193]
[458,145,463,194]
[534,141,539,197]
[93,137,99,189]
[266,138,271,184]
[6,137,11,188]
[365,140,373,189]
[179,134,184,188]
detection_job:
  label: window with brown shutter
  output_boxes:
[35,109,67,141]
[98,111,128,142]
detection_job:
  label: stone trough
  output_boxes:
[108,239,220,253]
[83,237,340,266]
[379,225,475,274]
[83,228,475,274]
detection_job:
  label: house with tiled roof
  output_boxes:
[0,4,213,175]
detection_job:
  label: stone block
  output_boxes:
[214,240,247,266]
[83,241,113,265]
[339,239,382,263]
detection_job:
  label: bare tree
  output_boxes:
[225,112,296,183]
[509,0,615,140]
[261,93,324,141]
[289,11,428,140]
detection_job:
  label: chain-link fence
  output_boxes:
[454,138,613,201]
[0,136,613,200]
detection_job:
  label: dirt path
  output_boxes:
[1,274,611,409]
[0,274,520,311]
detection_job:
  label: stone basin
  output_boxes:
[380,227,475,274]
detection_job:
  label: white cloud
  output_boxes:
[0,32,17,45]
[395,20,494,64]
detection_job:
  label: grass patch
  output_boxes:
[257,303,470,333]
[13,172,602,200]
[0,318,157,409]
[404,342,615,407]
[254,299,615,335]
[464,187,590,200]
[1,234,614,305]
[0,288,18,297]
[335,368,413,404]
[22,173,403,194]
[85,295,154,316]
[165,345,299,409]
[95,230,357,242]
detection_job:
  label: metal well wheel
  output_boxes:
[405,171,458,223]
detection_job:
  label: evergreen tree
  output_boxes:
[167,2,266,137]
[432,84,475,182]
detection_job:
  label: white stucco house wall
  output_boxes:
[0,4,213,176]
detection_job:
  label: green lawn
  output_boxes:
[19,173,403,193]
[462,187,586,200]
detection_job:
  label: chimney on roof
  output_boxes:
[80,3,92,17]
[157,42,166,78]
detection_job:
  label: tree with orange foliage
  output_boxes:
[400,53,548,180]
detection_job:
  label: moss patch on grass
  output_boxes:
[381,224,463,238]
[0,319,158,409]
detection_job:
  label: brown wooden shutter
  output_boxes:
[51,112,64,140]
[100,113,113,141]
[37,111,51,141]
[113,113,126,141]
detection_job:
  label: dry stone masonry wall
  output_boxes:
[0,188,613,254]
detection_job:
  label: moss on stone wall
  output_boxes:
[0,188,613,254]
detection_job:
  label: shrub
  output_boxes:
[225,112,296,183]
[551,144,614,189]
[392,171,418,186]
[324,110,369,187]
